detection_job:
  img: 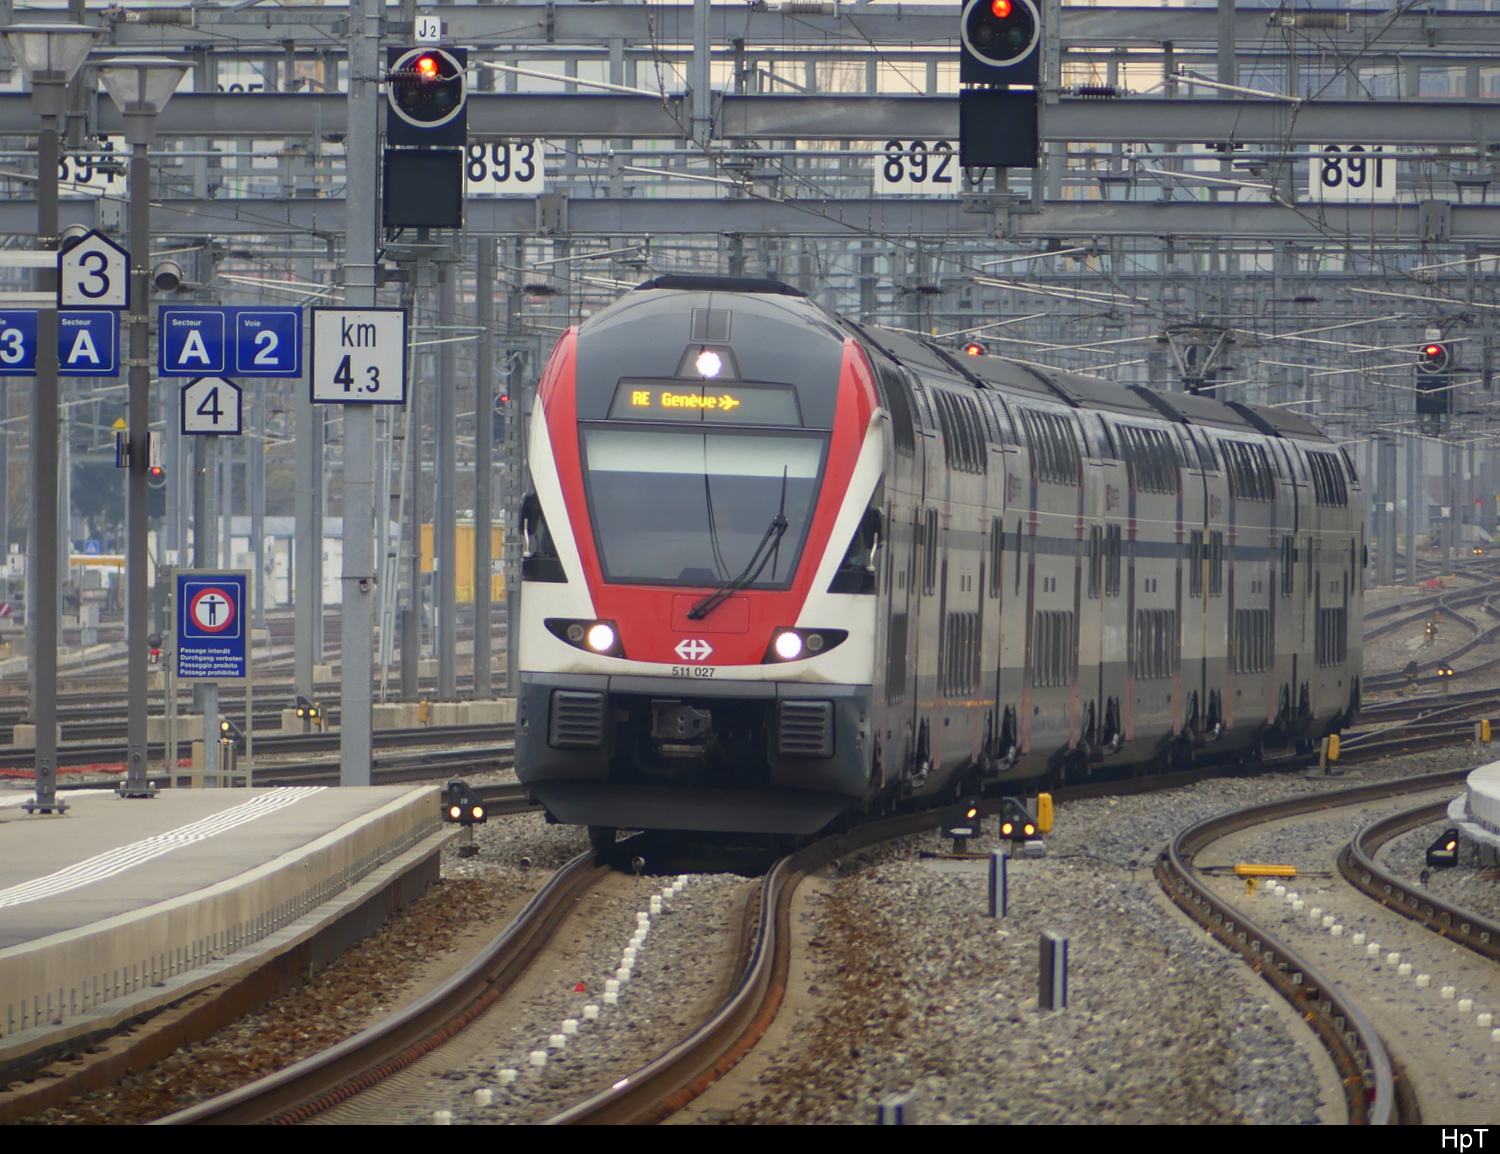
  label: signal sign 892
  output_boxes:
[874,140,957,195]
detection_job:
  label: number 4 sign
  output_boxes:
[181,376,243,435]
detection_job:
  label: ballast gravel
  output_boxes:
[682,748,1492,1127]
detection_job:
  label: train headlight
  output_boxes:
[545,618,625,658]
[763,628,849,663]
[586,623,616,653]
[695,348,723,378]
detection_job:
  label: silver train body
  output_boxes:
[514,276,1364,835]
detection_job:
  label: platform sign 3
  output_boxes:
[181,376,243,436]
[58,229,129,309]
[0,310,120,376]
[311,307,408,404]
[158,306,302,377]
[176,570,248,681]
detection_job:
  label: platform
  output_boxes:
[0,782,450,1080]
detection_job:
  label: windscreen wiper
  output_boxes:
[687,511,788,619]
[688,468,790,620]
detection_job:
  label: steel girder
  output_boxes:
[27,194,1500,244]
[50,92,1500,148]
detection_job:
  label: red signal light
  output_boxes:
[416,54,439,80]
[1425,344,1443,357]
[964,342,986,356]
[991,0,1013,16]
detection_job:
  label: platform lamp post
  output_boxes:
[95,56,189,799]
[4,22,102,815]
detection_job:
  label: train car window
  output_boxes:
[989,517,1003,599]
[1186,428,1219,472]
[1189,530,1204,599]
[1117,424,1180,494]
[932,389,987,475]
[1013,517,1024,597]
[886,613,909,704]
[922,507,938,596]
[1088,525,1103,599]
[1233,609,1272,673]
[1307,451,1349,506]
[1316,606,1348,667]
[1221,440,1275,501]
[830,504,883,594]
[1090,412,1119,458]
[943,611,981,696]
[872,359,917,455]
[1104,524,1123,597]
[1016,408,1082,485]
[986,391,1020,446]
[1031,610,1077,688]
[1339,445,1360,483]
[1209,530,1224,596]
[520,492,566,583]
[1133,609,1179,680]
[1280,535,1295,597]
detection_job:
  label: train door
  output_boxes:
[1076,413,1116,766]
[1178,426,1213,749]
[871,357,923,792]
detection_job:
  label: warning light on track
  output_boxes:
[1426,828,1460,868]
[441,778,488,826]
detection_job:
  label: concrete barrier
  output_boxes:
[11,725,61,749]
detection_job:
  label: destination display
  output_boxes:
[609,380,801,425]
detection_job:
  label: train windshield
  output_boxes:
[580,427,827,586]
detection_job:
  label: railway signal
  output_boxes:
[294,694,324,729]
[944,797,983,852]
[386,47,467,146]
[442,779,488,857]
[383,47,467,229]
[1426,828,1460,868]
[218,716,246,752]
[1416,339,1454,417]
[960,0,1042,85]
[957,0,1042,168]
[999,796,1038,842]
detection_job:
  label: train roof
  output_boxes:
[595,277,1330,444]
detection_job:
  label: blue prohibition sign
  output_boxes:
[177,573,248,680]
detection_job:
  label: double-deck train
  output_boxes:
[514,275,1363,840]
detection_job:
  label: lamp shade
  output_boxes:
[95,56,189,114]
[3,23,100,82]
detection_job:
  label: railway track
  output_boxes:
[153,800,984,1126]
[1154,768,1495,1125]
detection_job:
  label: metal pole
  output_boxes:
[474,238,494,700]
[122,121,155,796]
[437,265,456,701]
[294,386,320,699]
[251,380,265,628]
[401,269,422,702]
[341,0,380,787]
[27,97,62,812]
